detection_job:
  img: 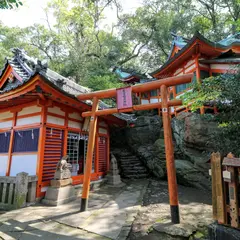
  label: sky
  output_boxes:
[0,0,143,28]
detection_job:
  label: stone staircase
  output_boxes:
[113,149,148,179]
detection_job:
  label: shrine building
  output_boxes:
[115,32,240,115]
[0,49,126,198]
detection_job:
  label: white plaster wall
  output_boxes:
[185,59,195,68]
[69,112,83,121]
[0,121,12,128]
[199,63,209,69]
[48,106,65,116]
[175,72,183,76]
[210,64,232,70]
[18,106,41,116]
[68,120,82,130]
[41,187,48,193]
[141,99,149,105]
[0,155,8,176]
[82,117,90,132]
[99,128,107,135]
[174,68,183,75]
[47,115,64,126]
[185,63,196,73]
[16,115,41,126]
[150,98,159,103]
[0,111,13,120]
[10,154,37,176]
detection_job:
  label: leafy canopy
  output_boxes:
[1,0,240,91]
[182,67,240,156]
[0,0,22,9]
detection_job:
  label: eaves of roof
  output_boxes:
[199,58,240,64]
[150,32,240,77]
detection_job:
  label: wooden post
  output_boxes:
[211,152,226,223]
[161,85,180,224]
[228,166,239,228]
[225,153,239,228]
[36,106,47,198]
[211,153,218,220]
[80,97,99,212]
[215,153,226,224]
[6,112,17,176]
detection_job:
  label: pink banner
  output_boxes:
[117,86,133,110]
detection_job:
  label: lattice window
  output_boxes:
[67,132,80,166]
[42,128,63,182]
[83,137,95,173]
[0,132,11,153]
[13,129,39,152]
[98,136,107,173]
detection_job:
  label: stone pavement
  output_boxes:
[0,179,148,240]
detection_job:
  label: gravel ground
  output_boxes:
[128,179,213,239]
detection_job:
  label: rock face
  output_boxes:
[111,113,218,190]
[172,112,219,189]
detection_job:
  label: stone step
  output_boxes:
[121,169,147,175]
[119,156,139,159]
[119,158,140,163]
[119,162,145,169]
[114,151,148,179]
[120,163,145,169]
[122,173,148,179]
[120,160,142,164]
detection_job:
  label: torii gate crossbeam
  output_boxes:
[77,73,193,224]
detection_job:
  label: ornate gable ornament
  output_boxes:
[8,72,16,83]
[0,66,22,90]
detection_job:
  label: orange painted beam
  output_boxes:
[77,74,193,100]
[82,99,182,117]
[80,97,99,212]
[161,84,180,224]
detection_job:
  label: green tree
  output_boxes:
[182,68,240,156]
[0,23,41,66]
[0,0,22,9]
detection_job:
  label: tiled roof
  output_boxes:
[150,32,240,77]
[0,48,135,123]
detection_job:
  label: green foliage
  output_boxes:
[1,0,240,90]
[0,0,22,9]
[182,67,240,156]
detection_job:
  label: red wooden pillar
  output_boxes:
[6,111,17,176]
[161,84,180,224]
[106,133,110,172]
[36,106,47,198]
[80,97,99,212]
[63,111,68,156]
[95,132,99,176]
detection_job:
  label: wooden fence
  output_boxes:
[210,152,240,228]
[0,172,38,210]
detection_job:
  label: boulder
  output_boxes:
[172,112,218,152]
[175,160,211,190]
[134,139,166,179]
[125,115,163,146]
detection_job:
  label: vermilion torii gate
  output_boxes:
[77,73,193,224]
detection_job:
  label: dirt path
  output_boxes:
[128,179,213,239]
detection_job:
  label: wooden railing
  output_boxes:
[210,152,240,228]
[0,172,38,210]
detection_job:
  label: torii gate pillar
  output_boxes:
[80,97,99,212]
[161,85,180,224]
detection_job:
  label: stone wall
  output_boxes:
[111,112,218,190]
